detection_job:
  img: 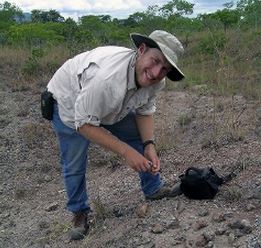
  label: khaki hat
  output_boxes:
[130,30,185,81]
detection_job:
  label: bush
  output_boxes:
[199,32,228,55]
[21,47,44,76]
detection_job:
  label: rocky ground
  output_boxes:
[0,82,260,248]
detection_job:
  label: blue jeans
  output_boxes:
[52,103,163,213]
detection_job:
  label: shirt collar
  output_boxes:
[127,52,138,90]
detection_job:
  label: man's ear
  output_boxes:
[137,43,147,55]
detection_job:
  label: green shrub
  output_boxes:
[21,47,44,75]
[199,32,228,55]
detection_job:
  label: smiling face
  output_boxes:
[135,43,172,88]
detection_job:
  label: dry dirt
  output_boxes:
[0,83,260,248]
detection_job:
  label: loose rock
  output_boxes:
[151,223,164,234]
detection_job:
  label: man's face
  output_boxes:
[135,43,172,87]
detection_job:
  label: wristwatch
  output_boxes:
[143,139,155,149]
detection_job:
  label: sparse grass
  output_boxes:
[223,185,243,202]
[107,153,123,170]
[182,28,261,100]
[21,122,40,148]
[21,122,52,148]
[14,187,27,199]
[0,119,10,129]
[0,28,259,100]
[17,107,29,117]
[165,79,189,91]
[37,219,71,243]
[178,113,193,128]
[92,194,109,221]
[0,45,70,91]
[155,102,176,155]
[156,140,175,156]
[234,153,254,174]
[201,95,247,150]
[50,220,71,237]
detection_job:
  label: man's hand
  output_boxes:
[144,144,160,174]
[135,114,160,175]
[122,146,152,173]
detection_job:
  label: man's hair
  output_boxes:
[144,42,159,50]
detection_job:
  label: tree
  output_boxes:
[8,23,64,47]
[212,9,240,31]
[237,0,261,29]
[31,9,64,23]
[123,8,165,33]
[125,12,147,27]
[79,15,108,45]
[0,1,23,29]
[99,15,112,23]
[198,7,240,32]
[63,18,78,38]
[223,1,234,9]
[159,0,194,18]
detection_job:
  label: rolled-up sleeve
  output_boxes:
[136,96,156,115]
[74,81,114,128]
[136,81,165,115]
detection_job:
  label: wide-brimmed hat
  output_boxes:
[130,30,185,81]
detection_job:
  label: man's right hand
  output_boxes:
[122,146,152,173]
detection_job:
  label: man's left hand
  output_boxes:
[144,144,160,175]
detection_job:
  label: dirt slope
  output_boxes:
[0,85,260,248]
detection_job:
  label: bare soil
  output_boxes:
[0,83,260,248]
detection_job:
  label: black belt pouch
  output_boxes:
[41,88,54,120]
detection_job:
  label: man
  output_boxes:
[47,30,184,240]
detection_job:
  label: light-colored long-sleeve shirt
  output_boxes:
[47,46,165,129]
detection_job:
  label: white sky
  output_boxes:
[4,0,231,20]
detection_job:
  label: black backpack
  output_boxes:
[179,167,224,199]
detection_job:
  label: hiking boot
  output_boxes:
[69,211,89,240]
[146,183,182,200]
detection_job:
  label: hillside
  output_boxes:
[0,82,260,247]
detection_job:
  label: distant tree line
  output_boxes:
[0,0,260,50]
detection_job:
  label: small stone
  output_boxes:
[223,212,234,218]
[139,237,151,246]
[203,230,215,242]
[1,212,10,219]
[195,234,208,247]
[228,233,235,244]
[212,213,226,223]
[165,217,179,229]
[206,241,215,248]
[215,227,227,235]
[44,202,59,212]
[193,220,208,231]
[246,203,255,211]
[228,219,242,229]
[151,223,164,234]
[39,220,50,229]
[113,206,124,217]
[228,219,252,234]
[69,229,85,240]
[44,175,52,182]
[198,210,209,217]
[241,219,252,234]
[136,203,150,218]
[252,241,261,248]
[234,229,244,238]
[252,186,261,200]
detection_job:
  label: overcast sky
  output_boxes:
[4,0,231,20]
